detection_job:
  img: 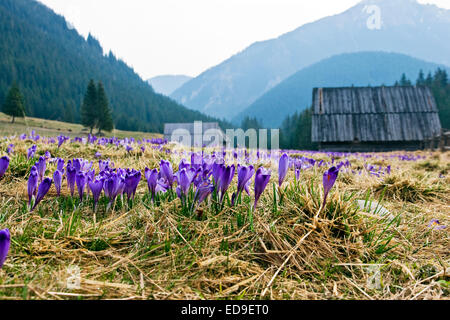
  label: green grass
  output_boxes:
[0,112,162,140]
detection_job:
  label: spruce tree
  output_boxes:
[416,70,425,86]
[81,80,98,134]
[96,82,114,133]
[399,73,412,86]
[2,83,25,123]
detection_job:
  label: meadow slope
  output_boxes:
[0,133,449,300]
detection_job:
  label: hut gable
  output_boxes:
[311,86,442,144]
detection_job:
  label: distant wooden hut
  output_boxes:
[311,86,442,152]
[164,122,225,147]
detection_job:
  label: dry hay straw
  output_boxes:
[0,139,449,300]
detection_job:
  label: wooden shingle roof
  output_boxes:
[311,86,442,142]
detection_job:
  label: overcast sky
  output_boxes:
[39,0,450,80]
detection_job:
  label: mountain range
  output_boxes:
[234,51,450,127]
[147,75,193,96]
[0,0,220,133]
[170,0,450,122]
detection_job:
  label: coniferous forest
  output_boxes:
[0,0,221,133]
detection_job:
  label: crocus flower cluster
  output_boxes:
[27,145,37,160]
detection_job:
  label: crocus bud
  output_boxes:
[32,178,52,211]
[278,153,289,187]
[53,170,62,197]
[0,156,10,179]
[254,167,271,208]
[28,167,38,206]
[323,166,339,203]
[0,229,11,269]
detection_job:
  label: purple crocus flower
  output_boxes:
[27,167,38,206]
[194,180,215,205]
[428,219,447,230]
[72,159,81,173]
[0,156,9,179]
[57,135,66,148]
[295,163,302,181]
[53,170,63,196]
[6,144,14,154]
[237,165,254,195]
[36,156,46,182]
[125,170,141,201]
[145,168,167,202]
[254,167,271,208]
[88,177,104,210]
[278,153,289,187]
[178,159,190,171]
[160,160,174,188]
[66,165,77,197]
[323,166,339,204]
[57,158,65,173]
[218,165,235,203]
[76,172,87,201]
[32,178,52,211]
[176,168,196,197]
[27,145,37,160]
[0,229,11,269]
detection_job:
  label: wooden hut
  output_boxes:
[311,86,442,152]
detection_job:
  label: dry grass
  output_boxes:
[0,137,449,300]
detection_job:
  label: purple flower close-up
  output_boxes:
[323,166,339,203]
[278,153,289,187]
[254,167,271,208]
[0,156,10,179]
[27,166,38,206]
[0,229,11,269]
[53,170,63,196]
[32,178,52,211]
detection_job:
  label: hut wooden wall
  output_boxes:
[311,86,442,145]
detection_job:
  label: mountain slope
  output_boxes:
[233,52,449,127]
[148,75,193,96]
[170,0,450,120]
[0,0,218,133]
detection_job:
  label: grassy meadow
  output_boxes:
[0,121,448,300]
[0,112,162,140]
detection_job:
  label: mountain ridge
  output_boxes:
[147,75,193,96]
[170,0,450,120]
[0,0,220,133]
[233,51,450,127]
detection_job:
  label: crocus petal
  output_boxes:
[0,229,11,268]
[278,153,289,187]
[254,167,271,208]
[53,170,62,196]
[0,156,10,178]
[323,166,339,202]
[32,178,52,210]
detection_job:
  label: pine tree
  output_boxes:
[81,80,98,134]
[96,81,114,133]
[399,73,412,86]
[2,83,25,123]
[416,70,426,86]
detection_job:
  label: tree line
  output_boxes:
[2,80,114,134]
[0,0,222,133]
